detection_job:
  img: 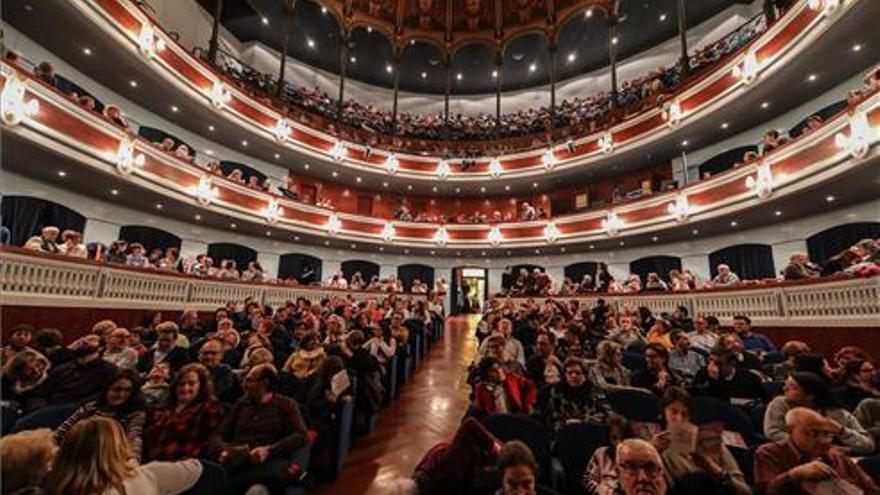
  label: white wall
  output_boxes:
[144,0,760,115]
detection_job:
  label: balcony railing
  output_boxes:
[0,248,425,311]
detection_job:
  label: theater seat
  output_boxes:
[692,396,762,446]
[482,413,554,487]
[622,351,646,372]
[285,442,313,495]
[10,403,78,433]
[333,396,355,477]
[858,455,880,484]
[552,422,607,495]
[607,388,661,423]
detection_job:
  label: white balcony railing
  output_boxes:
[0,248,426,311]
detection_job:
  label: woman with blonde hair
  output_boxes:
[589,340,630,391]
[45,416,209,495]
[0,428,55,494]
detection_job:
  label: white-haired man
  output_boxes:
[783,252,820,280]
[711,264,741,287]
[616,438,668,495]
[24,226,60,254]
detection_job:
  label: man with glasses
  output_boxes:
[755,407,879,495]
[616,438,668,495]
[198,337,241,404]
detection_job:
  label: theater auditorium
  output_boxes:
[0,0,879,493]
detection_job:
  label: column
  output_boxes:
[180,239,209,262]
[487,267,504,296]
[608,21,619,104]
[494,50,503,135]
[206,0,224,65]
[83,218,120,246]
[337,30,349,121]
[681,254,710,285]
[391,55,401,134]
[548,41,558,118]
[772,240,808,276]
[323,260,341,283]
[444,55,451,140]
[277,15,290,96]
[677,0,690,75]
[259,251,281,280]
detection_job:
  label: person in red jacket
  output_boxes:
[472,356,537,417]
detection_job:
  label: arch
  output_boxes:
[118,225,182,253]
[807,222,880,266]
[789,100,848,138]
[502,32,550,92]
[137,126,193,151]
[629,256,682,284]
[278,253,323,284]
[347,25,395,90]
[708,244,775,280]
[563,261,609,290]
[697,145,759,179]
[341,259,380,283]
[399,40,447,94]
[0,195,87,246]
[553,8,610,82]
[218,161,267,183]
[449,42,496,95]
[397,263,435,292]
[207,242,257,272]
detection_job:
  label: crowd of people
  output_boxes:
[1,292,445,494]
[501,239,880,297]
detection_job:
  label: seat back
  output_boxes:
[334,397,355,476]
[608,388,661,422]
[11,403,78,433]
[622,351,646,372]
[552,422,608,495]
[692,396,760,445]
[482,413,553,484]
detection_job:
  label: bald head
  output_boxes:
[616,439,667,495]
[787,406,836,458]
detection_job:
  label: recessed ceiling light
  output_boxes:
[367,26,373,33]
[681,140,689,147]
[561,247,566,253]
[230,223,237,229]
[194,214,201,220]
[505,185,510,191]
[535,249,541,254]
[692,229,699,235]
[171,105,179,112]
[407,185,413,191]
[386,64,393,73]
[261,16,269,25]
[659,13,667,22]
[410,40,416,46]
[808,73,817,82]
[325,240,330,246]
[589,244,595,249]
[303,163,310,169]
[294,236,300,241]
[774,210,782,216]
[208,125,215,131]
[307,39,315,48]
[481,251,486,256]
[379,246,384,251]
[273,153,280,159]
[350,243,357,249]
[57,170,66,177]
[110,189,119,195]
[404,249,410,254]
[356,177,362,183]
[129,80,138,87]
[825,195,835,202]
[421,71,427,79]
[349,56,356,63]
[853,43,863,52]
[652,236,658,242]
[321,6,327,13]
[532,182,538,188]
[585,8,593,18]
[382,181,388,187]
[455,187,461,193]
[83,47,92,55]
[266,231,272,236]
[332,171,339,178]
[730,221,738,227]
[492,70,498,78]
[241,140,248,146]
[480,186,486,193]
[567,52,576,63]
[432,186,438,192]
[430,250,435,255]
[612,37,619,45]
[456,72,463,81]
[721,122,729,130]
[205,149,215,156]
[761,101,769,109]
[529,63,537,73]
[155,203,163,209]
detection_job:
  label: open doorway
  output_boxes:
[451,267,487,314]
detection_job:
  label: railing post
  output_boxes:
[777,288,788,318]
[185,280,194,306]
[96,265,107,299]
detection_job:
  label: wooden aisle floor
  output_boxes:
[311,315,478,494]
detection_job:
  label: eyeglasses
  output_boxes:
[618,461,663,477]
[805,428,836,440]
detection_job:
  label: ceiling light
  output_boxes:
[294,236,299,241]
[652,236,658,242]
[480,186,486,193]
[208,125,215,131]
[612,37,619,45]
[808,73,817,82]
[57,170,66,177]
[455,187,461,193]
[307,39,315,48]
[619,241,625,246]
[853,43,862,52]
[367,26,373,33]
[356,176,362,183]
[110,189,119,195]
[171,105,179,112]
[730,221,738,227]
[585,9,593,18]
[349,56,356,63]
[681,140,689,147]
[241,140,248,146]
[129,80,138,87]
[432,186,438,192]
[692,229,699,235]
[261,16,269,25]
[321,6,327,13]
[589,244,595,249]
[721,122,729,130]
[659,13,667,22]
[430,250,435,255]
[230,223,237,229]
[407,185,413,191]
[266,231,272,236]
[567,52,576,63]
[194,214,201,220]
[274,153,280,159]
[529,63,537,73]
[456,72,463,80]
[386,64,393,73]
[325,240,330,246]
[155,203,163,209]
[505,185,510,191]
[774,210,782,216]
[825,195,835,202]
[410,40,415,45]
[421,71,427,79]
[761,101,769,109]
[382,181,388,187]
[332,171,339,178]
[532,182,538,188]
[83,47,92,55]
[492,70,498,78]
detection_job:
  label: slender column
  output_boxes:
[548,42,558,118]
[444,55,452,140]
[337,30,349,121]
[608,21,618,106]
[494,51,502,135]
[391,57,401,134]
[277,0,297,97]
[677,0,690,75]
[207,0,224,65]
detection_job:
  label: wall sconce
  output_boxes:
[209,81,231,109]
[0,75,39,126]
[489,158,503,178]
[436,159,450,179]
[114,137,145,175]
[835,110,874,159]
[541,149,556,170]
[745,162,774,199]
[326,213,342,235]
[732,51,759,85]
[598,132,614,154]
[488,226,503,246]
[273,119,289,142]
[667,194,690,223]
[381,222,396,243]
[433,227,449,246]
[330,141,346,163]
[193,175,219,206]
[137,24,166,58]
[385,154,399,175]
[543,221,559,243]
[602,211,624,237]
[262,199,281,224]
[663,100,683,127]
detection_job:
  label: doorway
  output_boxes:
[451,267,487,314]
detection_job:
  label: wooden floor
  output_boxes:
[311,315,478,494]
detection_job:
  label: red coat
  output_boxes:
[473,372,537,415]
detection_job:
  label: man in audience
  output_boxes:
[136,321,191,373]
[631,343,679,397]
[496,440,539,495]
[102,327,137,370]
[670,306,694,332]
[2,324,35,364]
[218,363,309,495]
[784,252,821,280]
[718,333,763,370]
[616,438,668,495]
[525,332,561,388]
[711,264,741,287]
[23,226,60,254]
[689,315,720,353]
[754,407,879,495]
[667,330,705,386]
[692,347,765,402]
[733,315,777,355]
[37,334,117,408]
[198,337,242,404]
[33,327,75,367]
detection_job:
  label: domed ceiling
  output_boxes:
[199,0,744,94]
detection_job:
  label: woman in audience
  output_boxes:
[157,247,181,272]
[104,240,128,264]
[283,330,327,384]
[103,104,129,129]
[59,230,86,258]
[45,417,218,495]
[770,340,811,381]
[536,358,602,433]
[764,371,874,455]
[2,349,51,414]
[583,413,632,495]
[589,340,630,391]
[241,261,265,282]
[144,363,224,461]
[364,324,397,371]
[654,387,751,495]
[0,428,56,495]
[835,358,880,411]
[472,356,536,418]
[125,242,150,268]
[54,368,145,460]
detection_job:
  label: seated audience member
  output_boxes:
[718,333,762,371]
[0,428,56,495]
[589,340,630,391]
[711,264,740,287]
[178,310,206,342]
[783,252,820,280]
[855,398,880,449]
[764,372,874,455]
[646,319,674,349]
[104,104,129,129]
[583,413,632,495]
[754,407,880,495]
[33,327,75,368]
[643,272,669,292]
[732,315,776,356]
[616,439,669,495]
[692,347,765,402]
[771,341,811,381]
[283,330,327,382]
[2,324,35,364]
[23,226,60,254]
[37,334,117,408]
[536,358,603,433]
[59,230,86,258]
[125,242,151,268]
[102,327,138,370]
[144,363,224,461]
[137,321,191,374]
[2,349,51,414]
[364,324,397,370]
[482,334,527,375]
[217,363,309,495]
[496,440,542,495]
[472,356,537,417]
[653,387,751,495]
[54,368,145,460]
[525,332,563,388]
[689,316,720,353]
[631,343,679,397]
[197,337,242,405]
[105,240,128,264]
[412,417,502,494]
[835,358,880,411]
[141,362,171,411]
[607,315,647,350]
[46,417,218,495]
[668,330,705,386]
[670,306,695,332]
[478,318,527,368]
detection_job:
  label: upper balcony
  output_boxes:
[2,0,877,193]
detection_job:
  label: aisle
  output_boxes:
[311,315,478,494]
